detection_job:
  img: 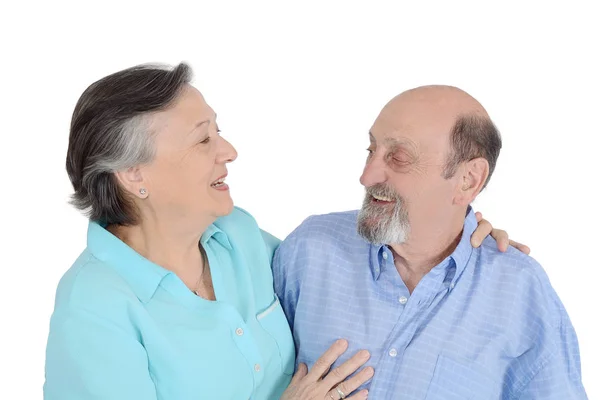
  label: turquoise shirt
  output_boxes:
[44,207,294,400]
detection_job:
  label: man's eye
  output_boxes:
[392,157,410,164]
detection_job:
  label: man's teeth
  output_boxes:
[373,194,393,202]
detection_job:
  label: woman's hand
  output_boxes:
[471,211,531,254]
[280,339,373,400]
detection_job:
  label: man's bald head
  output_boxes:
[358,85,501,245]
[386,85,489,118]
[376,85,501,188]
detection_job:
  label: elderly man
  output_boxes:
[272,86,587,399]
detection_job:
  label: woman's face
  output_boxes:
[139,85,238,226]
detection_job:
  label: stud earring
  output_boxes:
[139,188,147,196]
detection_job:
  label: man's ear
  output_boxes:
[453,158,489,206]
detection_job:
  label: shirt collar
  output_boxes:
[369,206,476,286]
[447,206,477,288]
[201,223,232,250]
[370,245,384,280]
[87,220,231,303]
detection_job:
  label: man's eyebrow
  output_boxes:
[370,132,417,154]
[384,137,401,147]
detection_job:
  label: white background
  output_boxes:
[1,1,599,398]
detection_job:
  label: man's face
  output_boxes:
[357,91,462,245]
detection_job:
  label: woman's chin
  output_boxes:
[214,197,235,217]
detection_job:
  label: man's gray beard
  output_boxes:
[357,185,410,245]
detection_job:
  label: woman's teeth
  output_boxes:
[211,178,226,187]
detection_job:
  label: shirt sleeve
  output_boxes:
[271,228,308,334]
[260,229,281,266]
[517,313,587,399]
[44,302,157,399]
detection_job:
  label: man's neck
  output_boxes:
[390,218,465,293]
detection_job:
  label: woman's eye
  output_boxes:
[200,137,211,144]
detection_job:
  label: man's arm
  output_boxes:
[517,313,587,399]
[269,223,311,333]
[261,228,297,328]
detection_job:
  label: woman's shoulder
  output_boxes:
[53,250,138,314]
[214,206,260,231]
[214,206,281,256]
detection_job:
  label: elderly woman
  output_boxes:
[44,63,524,400]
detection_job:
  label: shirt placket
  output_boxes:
[369,268,451,398]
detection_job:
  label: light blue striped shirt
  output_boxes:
[273,209,587,399]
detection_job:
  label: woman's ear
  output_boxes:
[114,167,148,199]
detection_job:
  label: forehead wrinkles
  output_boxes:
[383,136,419,154]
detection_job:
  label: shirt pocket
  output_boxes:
[256,295,295,376]
[425,354,496,400]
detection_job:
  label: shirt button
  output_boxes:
[235,328,244,336]
[389,348,398,357]
[399,296,408,305]
[254,364,261,372]
[382,252,388,260]
[450,283,455,289]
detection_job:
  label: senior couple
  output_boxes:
[44,63,586,399]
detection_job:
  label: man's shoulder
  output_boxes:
[285,210,361,244]
[478,236,546,278]
[476,236,565,324]
[272,211,368,304]
[273,210,366,276]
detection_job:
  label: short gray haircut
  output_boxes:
[66,62,193,225]
[443,114,502,189]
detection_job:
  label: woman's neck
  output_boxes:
[107,216,212,293]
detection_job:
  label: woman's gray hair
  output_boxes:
[66,62,192,225]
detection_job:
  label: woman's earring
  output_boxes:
[139,188,147,197]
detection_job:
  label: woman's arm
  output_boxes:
[44,265,158,400]
[44,305,157,400]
